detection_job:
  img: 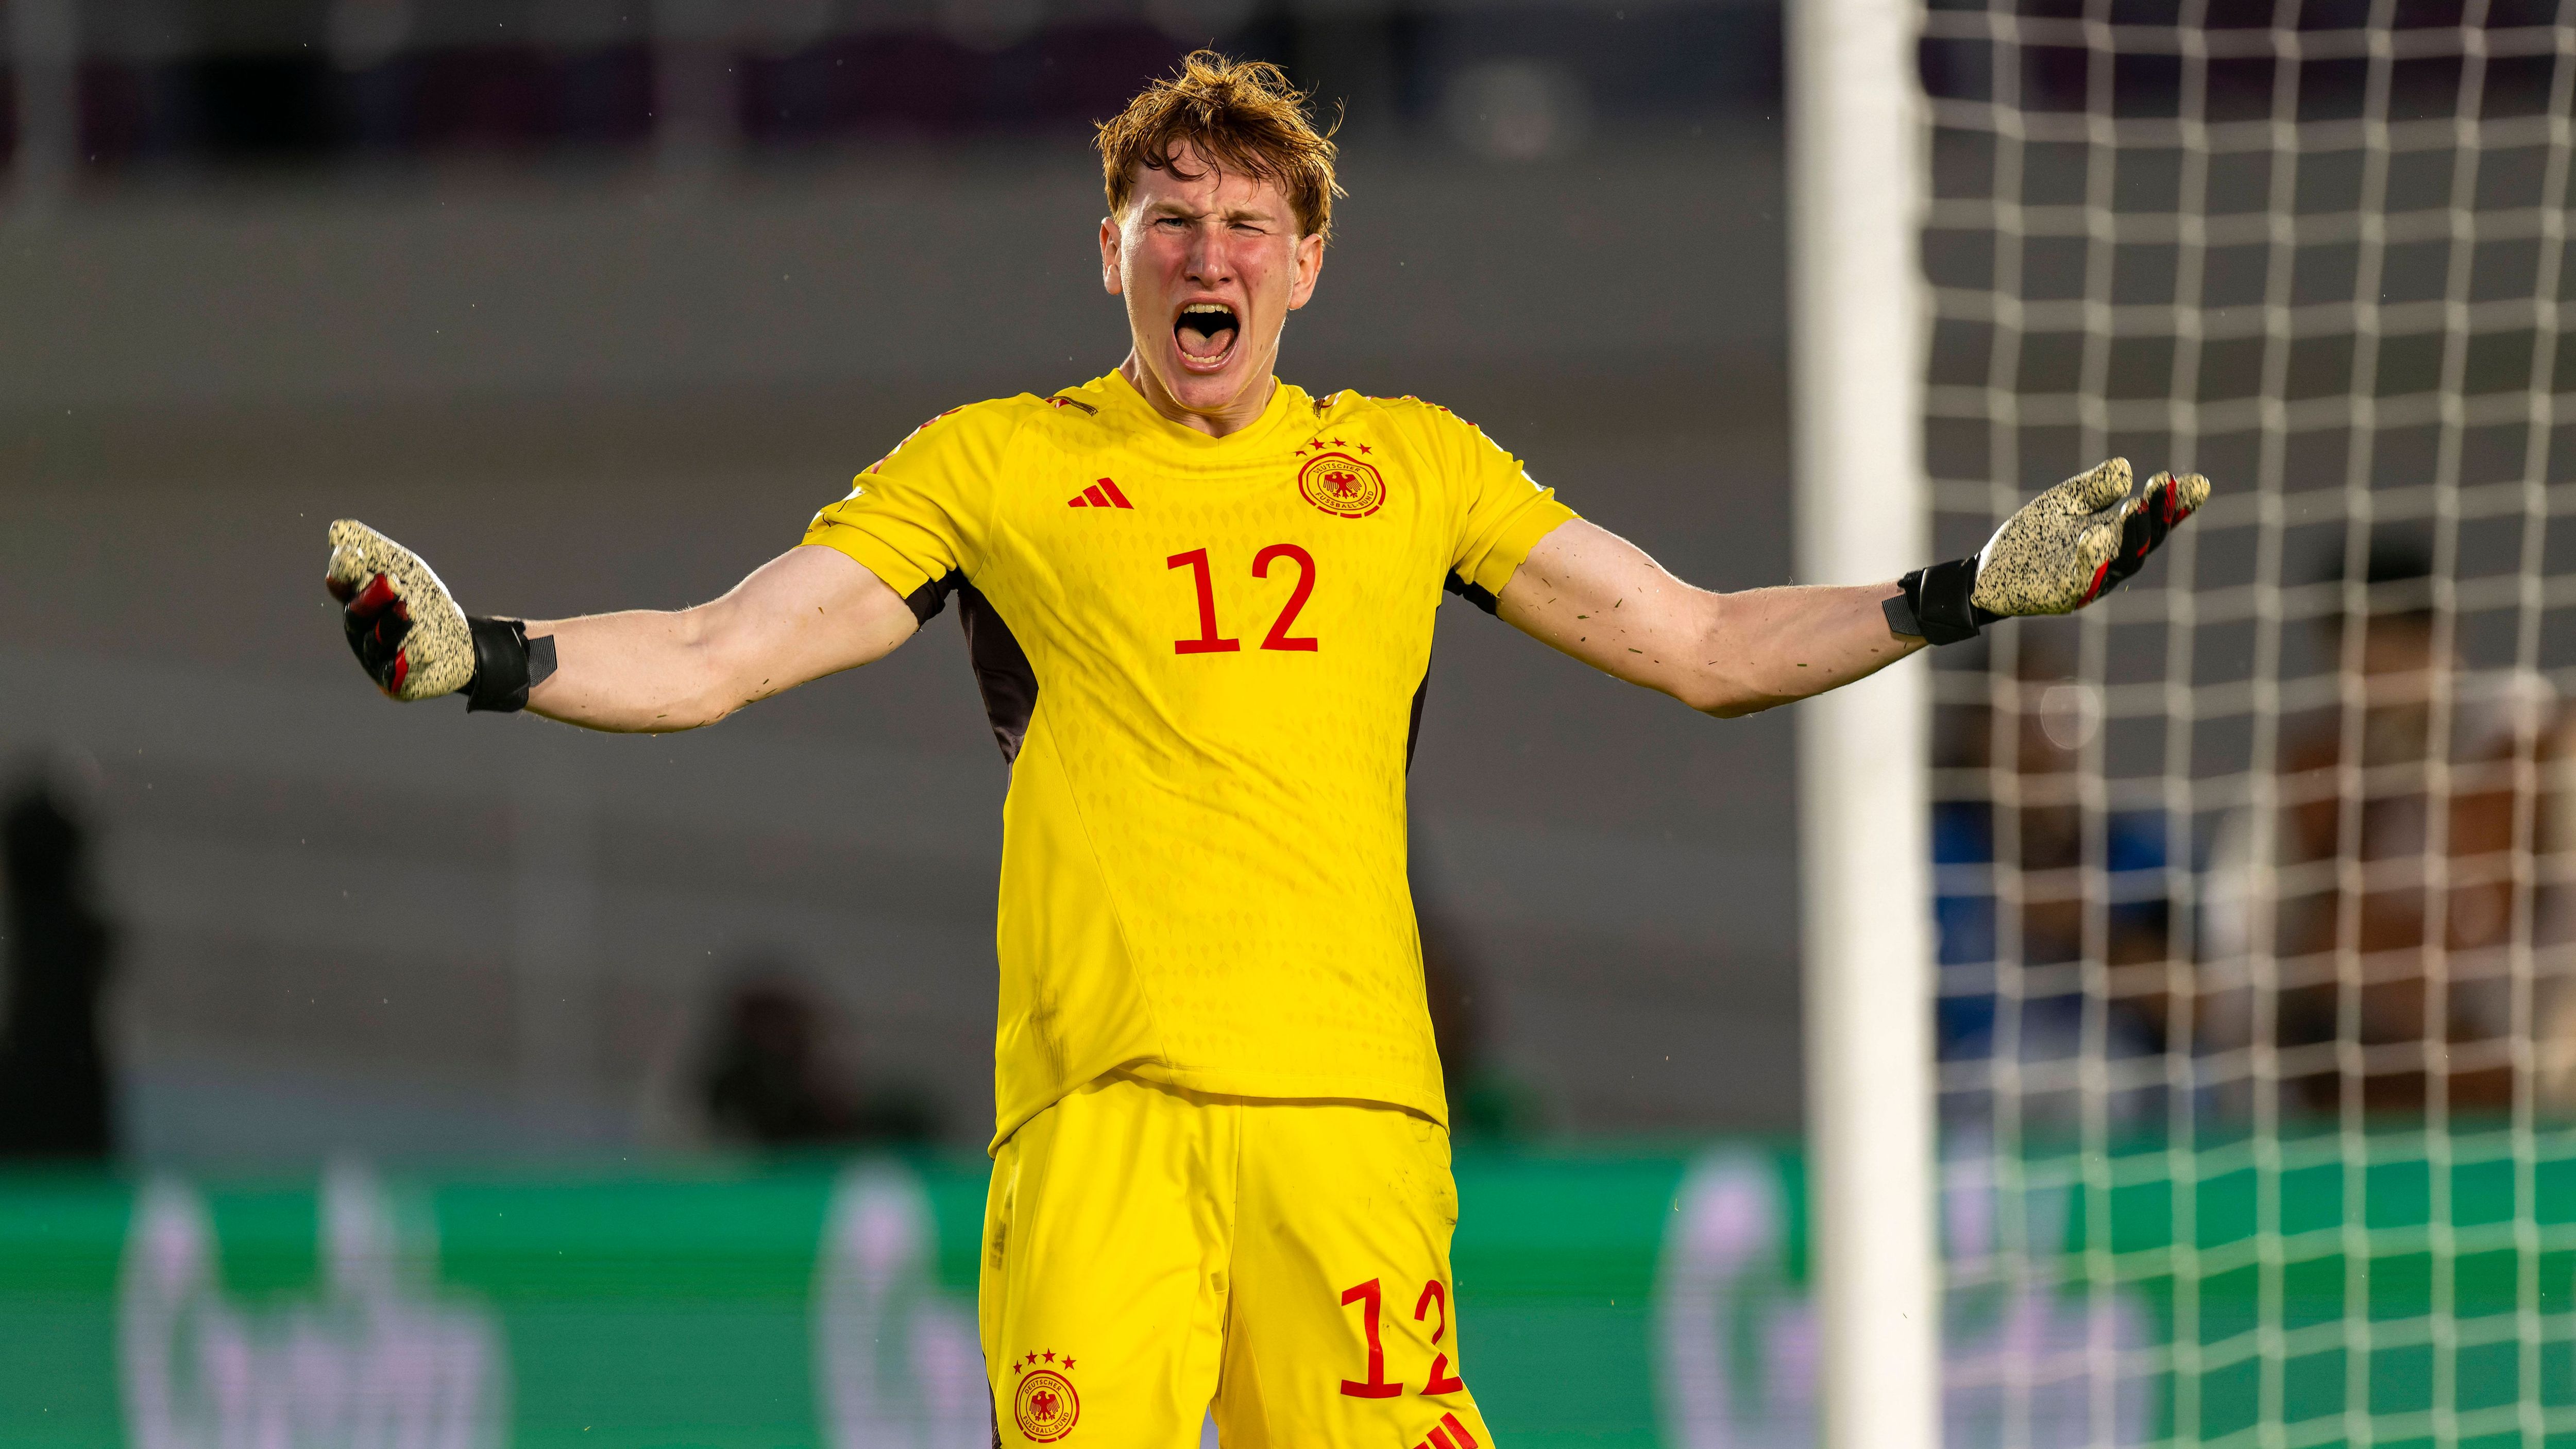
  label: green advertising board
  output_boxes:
[2,1133,2570,1446]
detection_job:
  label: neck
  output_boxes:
[1118,353,1277,438]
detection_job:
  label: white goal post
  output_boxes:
[1788,2,1942,1448]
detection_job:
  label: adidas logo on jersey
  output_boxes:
[1066,478,1135,510]
[1412,1412,1482,1449]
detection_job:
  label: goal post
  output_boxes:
[1788,2,1942,1447]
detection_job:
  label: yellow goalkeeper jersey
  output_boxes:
[802,370,1576,1149]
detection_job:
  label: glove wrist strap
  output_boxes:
[464,618,558,713]
[1892,557,1991,646]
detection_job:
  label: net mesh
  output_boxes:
[1917,3,2576,1444]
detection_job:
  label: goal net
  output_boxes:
[1917,3,2576,1445]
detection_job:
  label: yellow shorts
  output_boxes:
[979,1071,1495,1448]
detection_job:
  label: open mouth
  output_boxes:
[1174,301,1240,370]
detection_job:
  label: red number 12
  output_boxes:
[1168,545,1320,655]
[1340,1276,1468,1400]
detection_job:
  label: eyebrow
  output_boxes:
[1143,199,1279,224]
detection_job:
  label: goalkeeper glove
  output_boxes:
[1885,458,2210,645]
[325,519,556,712]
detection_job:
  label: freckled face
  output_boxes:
[1101,146,1325,435]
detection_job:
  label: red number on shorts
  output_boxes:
[1414,1280,1466,1394]
[1337,1278,1402,1399]
[1166,549,1242,655]
[1252,544,1320,652]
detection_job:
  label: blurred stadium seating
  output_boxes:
[11,4,2576,1442]
[0,0,1804,1163]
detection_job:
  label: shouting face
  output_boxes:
[1101,143,1326,437]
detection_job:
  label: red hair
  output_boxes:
[1096,52,1344,241]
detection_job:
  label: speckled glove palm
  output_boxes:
[324,519,554,711]
[1886,458,2211,645]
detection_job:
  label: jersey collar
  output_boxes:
[1097,368,1312,454]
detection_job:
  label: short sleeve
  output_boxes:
[801,403,1010,602]
[1437,408,1579,599]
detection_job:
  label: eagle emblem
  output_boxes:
[1013,1368,1080,1441]
[1296,451,1387,519]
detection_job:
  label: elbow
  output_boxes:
[1690,688,1784,720]
[678,666,765,729]
[1672,598,1802,718]
[623,684,745,734]
[1671,615,1778,718]
[678,693,743,730]
[667,608,756,729]
[1673,671,1780,719]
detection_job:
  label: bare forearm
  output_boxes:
[1684,582,1924,717]
[523,608,745,732]
[519,545,919,734]
[1497,460,2211,723]
[1499,520,1926,718]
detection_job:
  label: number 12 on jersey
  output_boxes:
[1167,545,1320,655]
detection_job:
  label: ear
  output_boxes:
[1100,216,1124,297]
[1285,230,1326,312]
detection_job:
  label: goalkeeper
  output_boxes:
[324,52,2204,1449]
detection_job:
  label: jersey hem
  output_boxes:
[991,1046,1159,1154]
[1127,1064,1448,1128]
[991,1061,1450,1154]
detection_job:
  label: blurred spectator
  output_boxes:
[1933,638,2175,1128]
[2204,537,2562,1118]
[700,965,938,1148]
[0,778,118,1160]
[1418,906,1541,1142]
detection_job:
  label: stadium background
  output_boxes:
[10,1,2563,1444]
[0,0,1800,1159]
[0,0,1827,1440]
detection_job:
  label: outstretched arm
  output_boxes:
[327,521,919,731]
[1496,519,1919,719]
[1494,458,2209,717]
[526,544,920,732]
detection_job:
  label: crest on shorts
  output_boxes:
[1010,1352,1080,1442]
[1297,451,1387,519]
